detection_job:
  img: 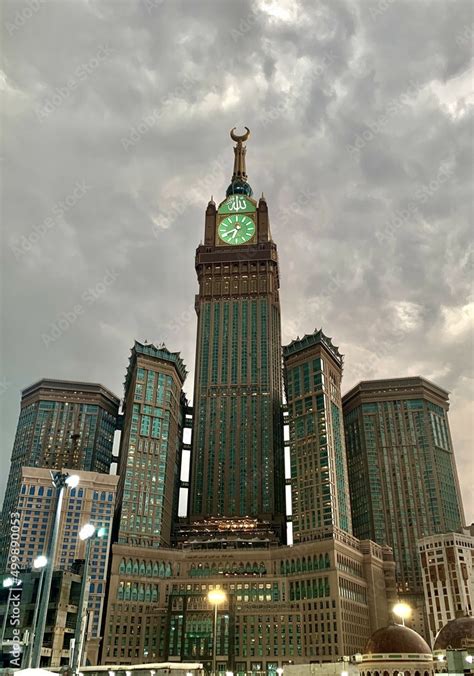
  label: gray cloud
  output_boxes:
[1,0,473,520]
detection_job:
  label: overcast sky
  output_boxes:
[1,0,473,522]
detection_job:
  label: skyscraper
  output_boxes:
[101,131,397,673]
[4,467,118,666]
[188,127,285,541]
[115,341,187,548]
[343,376,465,636]
[283,329,352,542]
[0,379,119,570]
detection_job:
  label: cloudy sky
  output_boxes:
[1,0,473,521]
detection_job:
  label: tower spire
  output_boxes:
[226,127,253,197]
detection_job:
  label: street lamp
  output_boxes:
[24,555,48,668]
[71,523,107,674]
[207,588,226,676]
[1,576,22,651]
[392,602,412,626]
[31,472,79,667]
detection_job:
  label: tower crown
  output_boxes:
[226,126,253,197]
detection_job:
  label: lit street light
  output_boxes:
[392,602,412,626]
[25,555,48,668]
[207,588,226,676]
[1,576,22,652]
[71,523,107,674]
[31,472,79,667]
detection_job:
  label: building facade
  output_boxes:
[101,531,396,673]
[418,527,474,644]
[5,467,118,665]
[0,379,119,569]
[343,377,465,637]
[0,569,81,669]
[115,341,187,549]
[187,129,285,540]
[283,330,352,542]
[100,131,398,675]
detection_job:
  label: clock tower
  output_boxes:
[187,128,286,542]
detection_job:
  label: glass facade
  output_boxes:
[190,254,285,535]
[0,380,119,569]
[343,382,464,594]
[283,330,352,542]
[116,342,187,548]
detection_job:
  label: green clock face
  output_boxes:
[218,214,256,245]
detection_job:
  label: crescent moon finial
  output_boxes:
[230,126,250,143]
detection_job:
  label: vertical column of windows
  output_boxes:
[211,304,221,384]
[251,396,258,514]
[239,394,248,514]
[221,302,229,384]
[206,397,217,514]
[218,398,227,515]
[241,301,248,381]
[229,396,237,512]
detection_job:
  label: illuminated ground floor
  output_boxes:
[100,527,397,674]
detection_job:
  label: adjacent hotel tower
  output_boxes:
[0,379,119,570]
[188,127,285,542]
[343,377,465,637]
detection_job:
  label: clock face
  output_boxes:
[218,214,256,245]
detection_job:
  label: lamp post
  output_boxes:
[25,555,48,668]
[31,472,79,668]
[207,588,226,676]
[1,577,20,653]
[71,524,107,674]
[392,602,412,626]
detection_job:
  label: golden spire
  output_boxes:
[230,126,250,182]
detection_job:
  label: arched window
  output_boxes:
[415,671,421,676]
[158,562,165,577]
[152,562,159,577]
[383,671,390,676]
[139,561,146,576]
[146,561,152,576]
[117,583,124,600]
[374,671,380,676]
[126,560,132,575]
[138,584,144,601]
[97,583,103,593]
[165,562,172,577]
[132,560,139,575]
[131,583,138,600]
[119,559,126,574]
[145,585,151,602]
[124,583,131,601]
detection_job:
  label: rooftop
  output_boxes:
[283,328,343,367]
